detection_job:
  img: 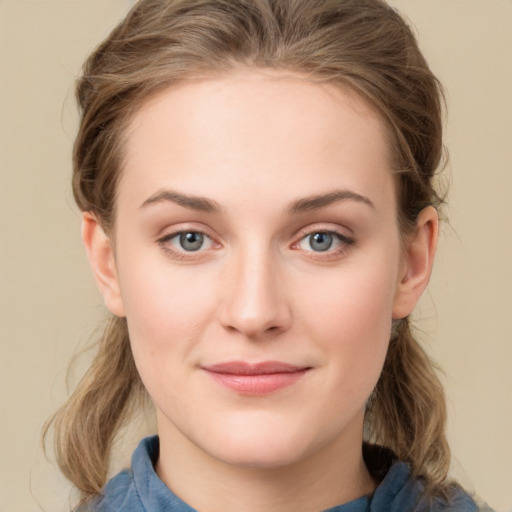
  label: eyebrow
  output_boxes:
[140,189,223,213]
[287,189,375,214]
[140,188,374,215]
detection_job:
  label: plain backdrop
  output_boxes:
[0,0,511,510]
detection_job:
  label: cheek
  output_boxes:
[114,248,218,382]
[299,261,397,341]
[295,259,398,392]
[117,240,214,325]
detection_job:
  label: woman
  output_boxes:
[45,0,491,510]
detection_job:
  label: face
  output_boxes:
[86,71,434,472]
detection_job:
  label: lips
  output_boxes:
[201,361,311,395]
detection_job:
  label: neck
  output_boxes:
[155,415,376,512]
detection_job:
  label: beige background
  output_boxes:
[0,0,511,510]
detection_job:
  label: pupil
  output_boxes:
[310,232,332,252]
[180,232,204,251]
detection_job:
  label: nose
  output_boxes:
[218,246,292,340]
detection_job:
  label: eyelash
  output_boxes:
[291,228,354,260]
[157,227,354,261]
[157,229,218,260]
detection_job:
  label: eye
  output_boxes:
[296,230,353,253]
[177,231,205,251]
[160,231,215,252]
[304,232,334,252]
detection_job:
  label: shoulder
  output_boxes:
[79,436,159,512]
[80,469,142,512]
[415,488,484,512]
[374,464,489,512]
[364,445,492,512]
[79,436,197,512]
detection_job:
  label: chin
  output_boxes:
[197,420,329,470]
[211,443,307,470]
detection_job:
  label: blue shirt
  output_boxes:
[89,436,485,511]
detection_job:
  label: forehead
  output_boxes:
[119,71,394,212]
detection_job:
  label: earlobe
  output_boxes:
[392,206,438,319]
[81,212,126,317]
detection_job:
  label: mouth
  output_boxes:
[201,361,311,395]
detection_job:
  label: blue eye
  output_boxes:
[162,231,214,252]
[297,231,352,253]
[178,232,204,251]
[308,232,333,252]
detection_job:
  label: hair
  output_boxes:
[45,0,451,506]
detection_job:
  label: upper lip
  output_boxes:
[202,361,309,375]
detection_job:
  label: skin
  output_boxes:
[83,71,438,512]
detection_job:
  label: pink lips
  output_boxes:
[202,361,310,395]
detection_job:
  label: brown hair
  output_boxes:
[46,0,450,505]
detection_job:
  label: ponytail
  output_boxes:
[366,318,451,490]
[43,316,144,503]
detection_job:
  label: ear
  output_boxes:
[392,206,438,319]
[81,212,125,317]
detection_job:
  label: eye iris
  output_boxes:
[179,232,204,251]
[309,232,333,252]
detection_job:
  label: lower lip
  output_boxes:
[204,369,309,395]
